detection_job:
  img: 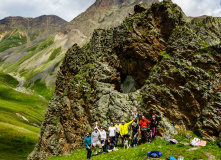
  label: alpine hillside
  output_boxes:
[0,15,67,99]
[28,0,221,159]
[0,71,49,160]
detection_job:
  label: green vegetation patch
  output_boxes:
[25,44,39,52]
[160,51,172,59]
[0,31,27,52]
[51,57,64,73]
[48,47,62,61]
[30,32,40,41]
[25,37,54,53]
[5,37,55,75]
[30,79,54,100]
[0,73,48,124]
[0,72,19,88]
[0,72,49,160]
[38,37,54,51]
[0,122,38,160]
[49,135,221,160]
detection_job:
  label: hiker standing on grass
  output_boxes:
[149,115,158,143]
[108,122,118,151]
[114,122,121,148]
[91,127,102,155]
[120,118,135,147]
[84,132,92,159]
[139,115,150,143]
[95,122,107,153]
[131,121,139,148]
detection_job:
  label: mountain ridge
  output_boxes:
[57,0,159,48]
[0,15,67,41]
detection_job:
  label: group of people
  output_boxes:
[84,110,158,159]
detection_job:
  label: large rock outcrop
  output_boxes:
[28,0,221,159]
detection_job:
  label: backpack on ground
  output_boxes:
[190,137,201,146]
[199,140,207,147]
[150,153,159,158]
[218,141,221,148]
[168,139,178,144]
[166,156,176,160]
[147,151,162,158]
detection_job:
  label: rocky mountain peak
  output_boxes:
[93,0,159,10]
[94,0,126,8]
[28,15,67,30]
[58,0,159,48]
[0,16,31,31]
[0,15,67,32]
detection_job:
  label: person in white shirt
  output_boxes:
[132,109,138,122]
[95,122,107,153]
[114,122,121,149]
[91,127,102,155]
[108,123,118,150]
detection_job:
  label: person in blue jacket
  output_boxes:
[84,132,92,159]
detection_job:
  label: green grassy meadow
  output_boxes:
[0,72,49,160]
[49,134,221,160]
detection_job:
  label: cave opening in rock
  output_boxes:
[112,45,157,93]
[119,73,137,93]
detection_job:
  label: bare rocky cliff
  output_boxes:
[28,0,221,159]
[56,0,159,49]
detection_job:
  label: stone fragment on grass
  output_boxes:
[186,147,200,151]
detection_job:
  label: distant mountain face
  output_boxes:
[0,15,67,99]
[56,0,159,49]
[0,0,158,99]
[0,15,67,32]
[188,15,210,20]
[0,15,67,52]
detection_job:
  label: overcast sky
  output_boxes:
[0,0,220,22]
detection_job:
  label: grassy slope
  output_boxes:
[49,133,221,160]
[0,30,27,53]
[0,29,65,101]
[1,37,57,100]
[0,72,49,160]
[4,37,55,75]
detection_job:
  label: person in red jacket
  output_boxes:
[139,115,150,143]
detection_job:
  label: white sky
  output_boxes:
[0,0,96,22]
[159,0,221,17]
[0,0,220,22]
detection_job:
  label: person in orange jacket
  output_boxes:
[139,115,150,143]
